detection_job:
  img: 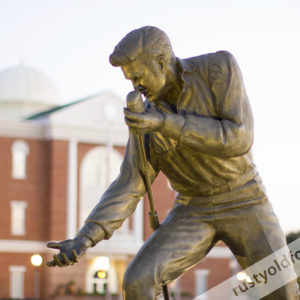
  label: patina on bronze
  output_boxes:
[47,26,299,300]
[126,90,160,231]
[126,90,169,300]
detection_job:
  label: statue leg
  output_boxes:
[216,179,299,300]
[122,203,217,300]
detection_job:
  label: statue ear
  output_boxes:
[156,55,166,71]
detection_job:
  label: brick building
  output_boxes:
[0,64,237,299]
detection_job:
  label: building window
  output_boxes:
[85,257,119,294]
[80,147,124,228]
[9,266,26,299]
[194,269,210,299]
[10,201,27,236]
[11,140,29,179]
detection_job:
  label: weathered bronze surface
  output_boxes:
[47,26,299,299]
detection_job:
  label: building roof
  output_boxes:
[25,93,101,120]
[0,63,62,105]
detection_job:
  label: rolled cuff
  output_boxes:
[161,113,185,140]
[77,222,105,246]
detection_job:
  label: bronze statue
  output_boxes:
[47,26,299,300]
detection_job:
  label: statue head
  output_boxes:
[109,26,175,67]
[109,26,177,103]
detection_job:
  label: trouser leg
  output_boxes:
[218,194,299,300]
[122,203,217,300]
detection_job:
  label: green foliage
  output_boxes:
[286,230,300,244]
[286,231,300,289]
[170,291,191,297]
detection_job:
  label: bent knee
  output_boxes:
[123,268,157,300]
[123,266,146,291]
[122,261,159,297]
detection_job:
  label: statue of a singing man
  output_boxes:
[47,26,299,300]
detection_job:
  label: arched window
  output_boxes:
[11,140,29,179]
[85,257,119,294]
[80,146,124,229]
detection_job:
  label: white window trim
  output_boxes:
[9,265,26,299]
[0,240,47,252]
[194,269,210,299]
[11,140,29,180]
[10,201,28,236]
[67,139,78,239]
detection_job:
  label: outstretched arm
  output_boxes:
[47,130,158,267]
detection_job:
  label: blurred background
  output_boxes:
[0,0,299,299]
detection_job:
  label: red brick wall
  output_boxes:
[0,252,47,298]
[0,137,50,240]
[48,140,68,241]
[144,171,175,239]
[0,251,88,299]
[178,257,232,297]
[202,257,232,289]
[43,252,88,298]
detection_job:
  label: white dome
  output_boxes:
[0,64,62,105]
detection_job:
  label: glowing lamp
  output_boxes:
[31,254,43,267]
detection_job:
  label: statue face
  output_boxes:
[121,56,167,103]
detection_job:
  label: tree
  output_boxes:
[286,230,300,244]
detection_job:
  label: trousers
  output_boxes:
[122,177,299,299]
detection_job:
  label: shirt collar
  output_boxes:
[153,58,195,112]
[177,57,195,74]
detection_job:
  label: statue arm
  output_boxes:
[47,128,158,267]
[77,130,158,243]
[161,51,254,158]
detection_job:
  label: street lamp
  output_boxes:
[237,271,252,283]
[31,254,42,299]
[93,256,111,299]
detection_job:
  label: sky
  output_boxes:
[0,0,299,233]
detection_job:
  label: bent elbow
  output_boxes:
[226,132,253,157]
[242,134,254,155]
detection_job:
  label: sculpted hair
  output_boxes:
[109,26,175,66]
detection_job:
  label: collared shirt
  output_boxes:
[78,51,258,243]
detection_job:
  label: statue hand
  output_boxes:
[124,108,165,134]
[46,236,92,267]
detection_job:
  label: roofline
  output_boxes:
[25,91,105,120]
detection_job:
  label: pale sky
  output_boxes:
[0,0,299,233]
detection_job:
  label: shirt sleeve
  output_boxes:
[77,131,158,244]
[162,51,254,158]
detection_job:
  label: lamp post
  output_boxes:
[103,104,115,300]
[31,254,43,299]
